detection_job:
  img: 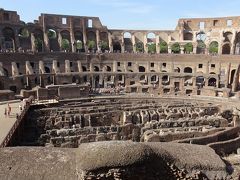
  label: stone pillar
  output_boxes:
[113,61,117,72]
[168,45,172,54]
[143,34,148,53]
[53,60,60,74]
[14,33,20,52]
[82,19,88,52]
[233,114,240,127]
[96,30,100,52]
[31,33,36,52]
[39,61,45,74]
[180,45,184,54]
[58,31,62,51]
[193,42,197,54]
[26,61,34,75]
[0,62,5,76]
[121,35,125,53]
[206,61,209,74]
[89,63,94,72]
[70,18,76,53]
[65,60,71,73]
[123,62,127,72]
[156,34,160,54]
[11,62,19,76]
[231,30,236,55]
[132,34,136,53]
[108,32,113,52]
[42,15,50,52]
[77,61,83,72]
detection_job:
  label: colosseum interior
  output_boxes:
[1,8,240,179]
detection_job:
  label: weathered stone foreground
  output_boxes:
[0,141,228,180]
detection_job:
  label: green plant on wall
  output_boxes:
[209,41,218,54]
[76,40,83,50]
[184,43,193,53]
[135,42,144,52]
[87,40,95,50]
[19,28,29,38]
[147,43,156,53]
[99,41,109,51]
[61,39,70,51]
[47,30,56,39]
[159,41,168,53]
[171,43,180,53]
[34,38,43,51]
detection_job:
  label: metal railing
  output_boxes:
[0,96,34,148]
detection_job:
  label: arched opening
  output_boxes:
[147,33,156,53]
[183,32,193,41]
[72,76,76,83]
[99,32,109,52]
[140,75,146,81]
[18,27,31,51]
[74,31,83,52]
[162,75,169,85]
[184,67,192,73]
[151,75,157,82]
[82,66,87,72]
[196,76,205,87]
[3,68,8,77]
[2,27,15,51]
[139,66,145,72]
[113,41,121,53]
[60,30,71,52]
[208,78,217,87]
[48,29,59,51]
[196,32,206,54]
[94,66,99,72]
[174,67,180,73]
[106,66,111,72]
[222,43,231,54]
[209,41,219,54]
[159,41,168,53]
[136,41,144,53]
[171,43,180,54]
[44,66,50,74]
[87,31,96,51]
[117,75,123,81]
[34,29,44,52]
[124,32,133,52]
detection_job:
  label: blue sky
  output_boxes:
[1,0,240,30]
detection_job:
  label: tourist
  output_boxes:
[4,108,7,117]
[8,104,11,116]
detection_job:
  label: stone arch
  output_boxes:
[234,32,240,54]
[60,30,71,52]
[99,32,109,52]
[2,27,15,50]
[140,75,146,81]
[184,32,193,41]
[87,31,96,51]
[222,43,231,54]
[196,32,206,54]
[208,78,217,87]
[18,27,31,51]
[3,68,9,77]
[33,29,44,52]
[113,41,121,53]
[209,41,219,54]
[74,31,83,52]
[162,75,169,85]
[151,75,157,82]
[174,67,180,73]
[196,76,205,86]
[123,32,133,52]
[147,32,156,53]
[48,29,59,51]
[184,67,192,73]
[139,66,145,72]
